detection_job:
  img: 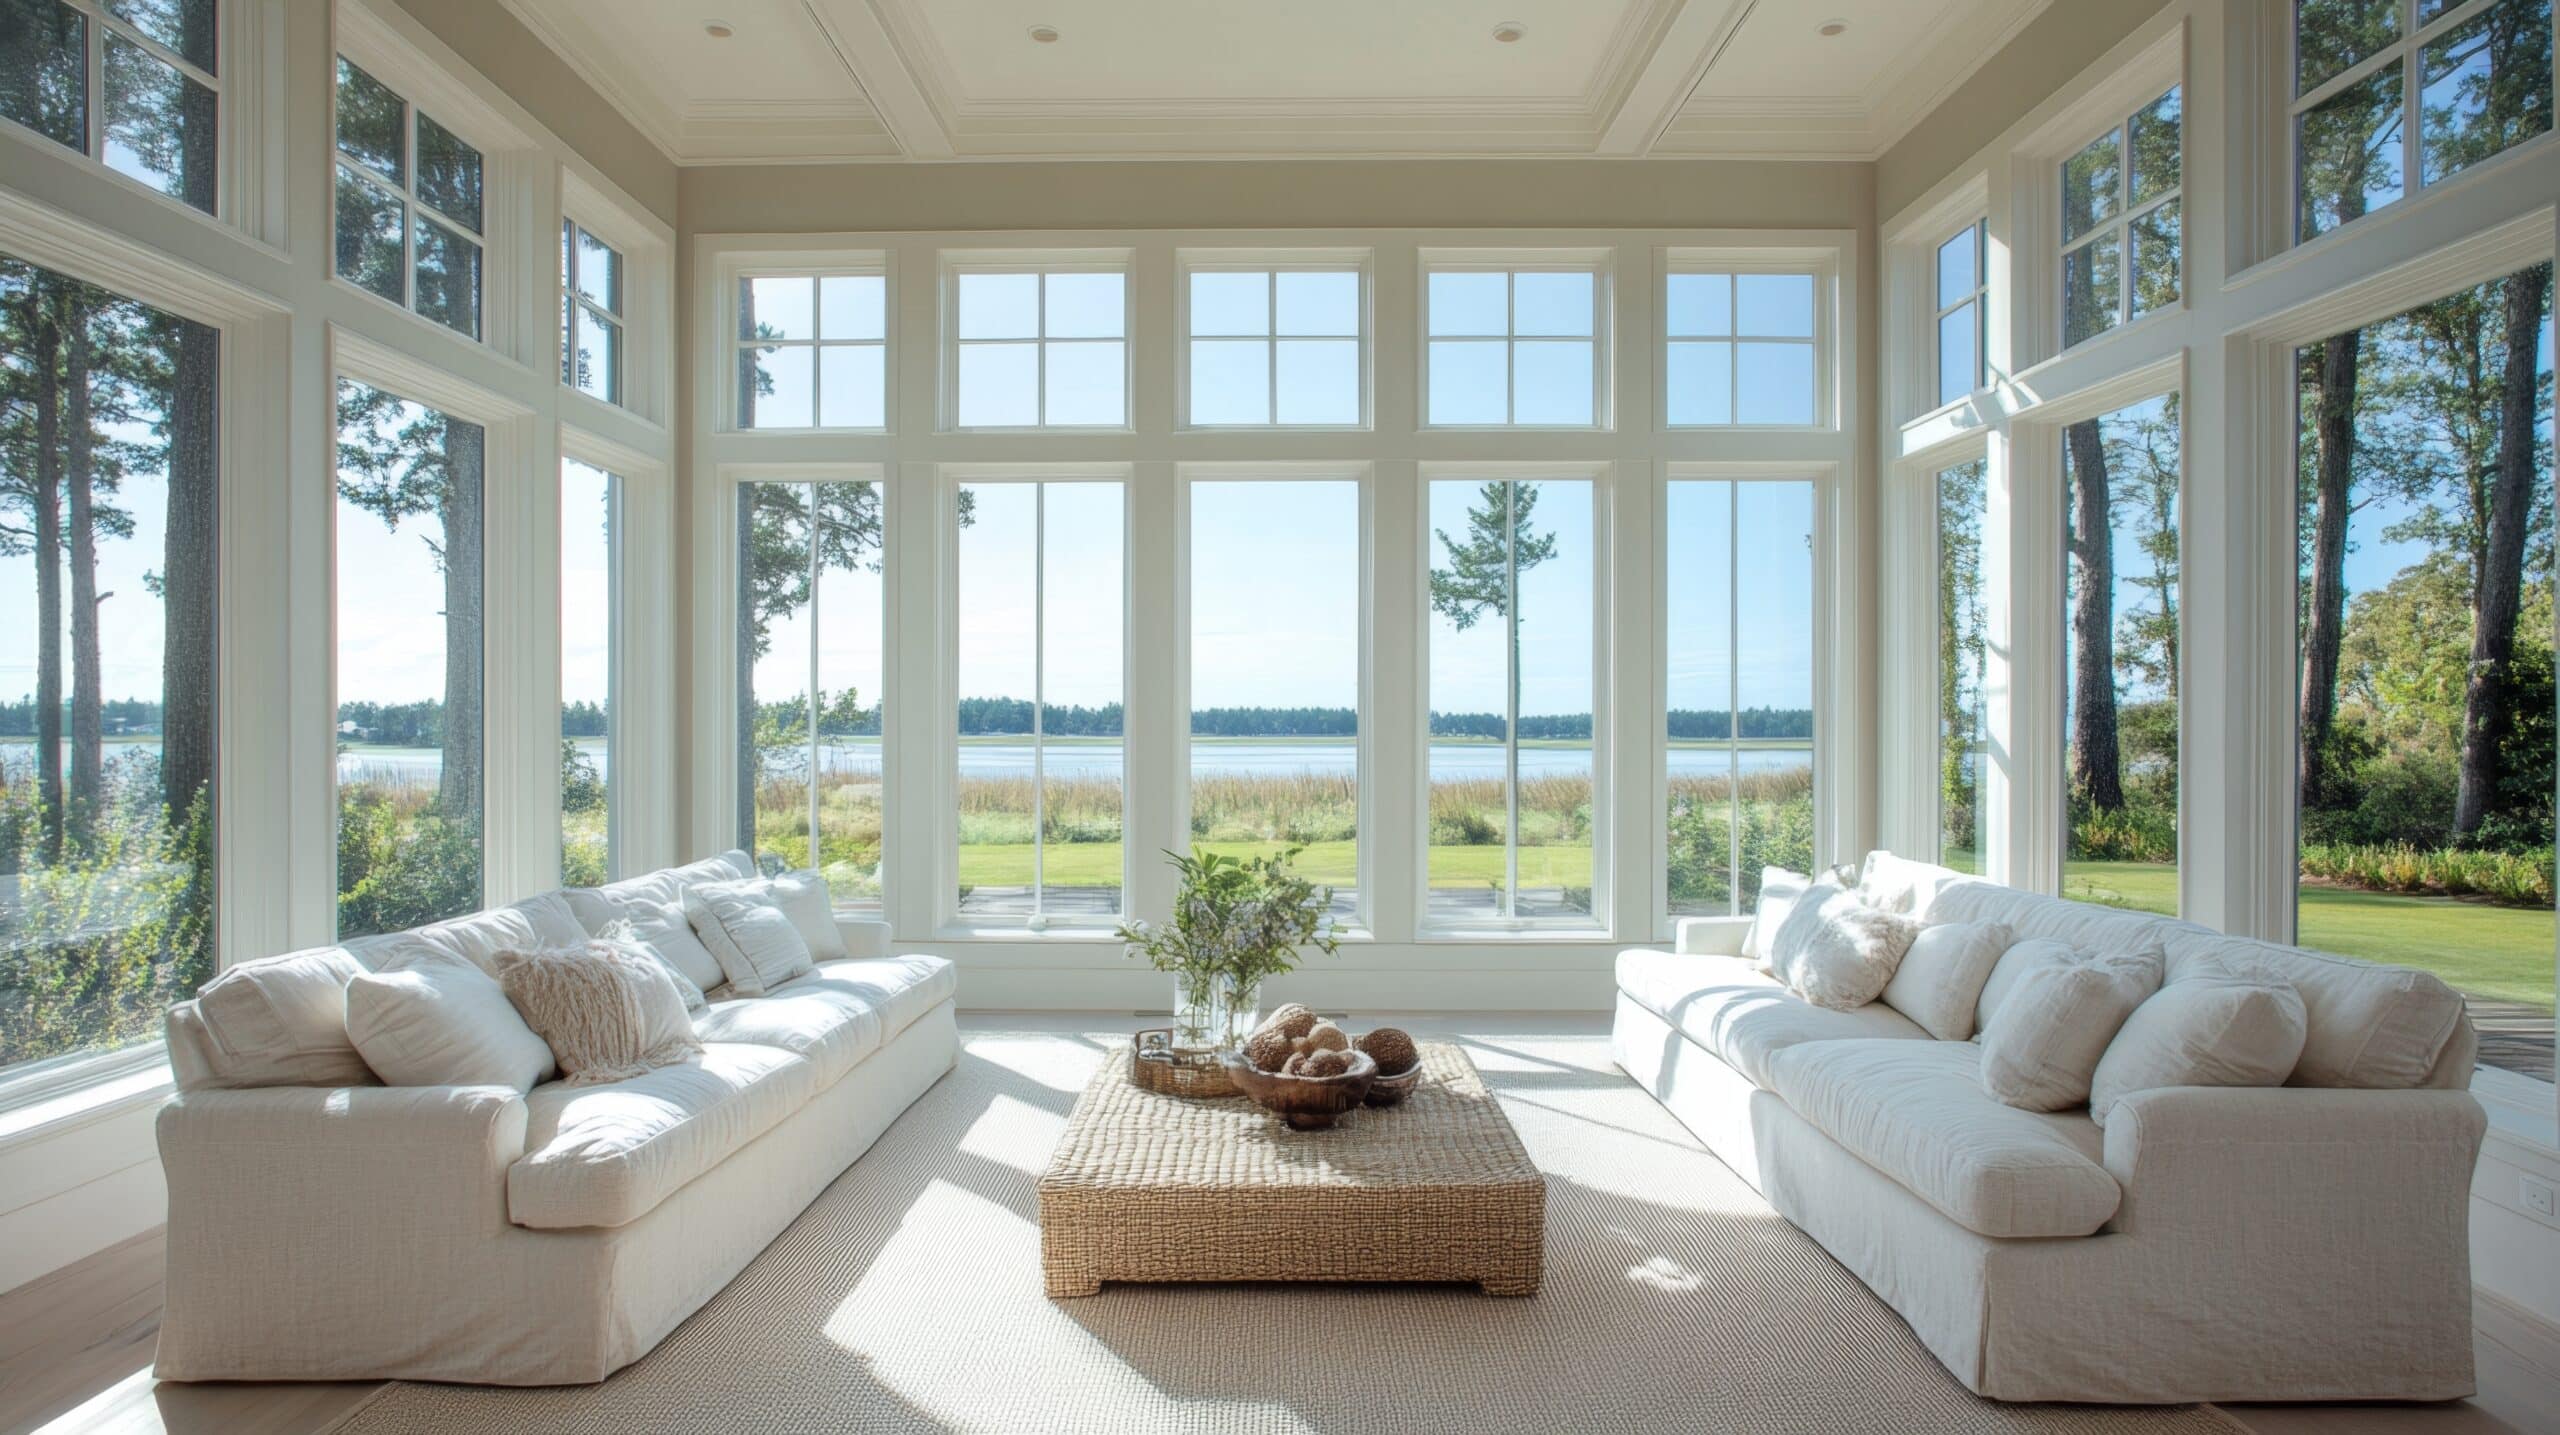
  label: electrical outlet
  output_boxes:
[2524,1175,2558,1222]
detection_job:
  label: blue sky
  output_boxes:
[1664,480,1818,717]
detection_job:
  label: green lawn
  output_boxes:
[956,840,1593,892]
[2067,859,2554,1013]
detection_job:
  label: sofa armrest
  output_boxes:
[2100,1085,2484,1238]
[835,917,893,958]
[158,1084,529,1234]
[1674,917,1748,956]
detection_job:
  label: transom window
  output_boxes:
[2294,0,2554,240]
[736,272,887,429]
[1423,261,1603,427]
[1934,223,1987,407]
[1665,269,1819,426]
[1182,263,1364,427]
[949,264,1130,429]
[333,56,484,341]
[2060,86,2182,349]
[562,221,624,406]
[1,0,219,214]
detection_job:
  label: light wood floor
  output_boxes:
[0,1016,2544,1435]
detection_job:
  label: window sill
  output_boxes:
[931,924,1125,943]
[1412,927,1615,944]
[0,1044,174,1156]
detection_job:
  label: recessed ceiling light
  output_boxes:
[1492,22,1526,43]
[1028,24,1060,43]
[703,19,734,39]
[1818,19,1848,37]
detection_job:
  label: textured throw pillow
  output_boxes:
[765,868,850,962]
[1978,946,2163,1111]
[187,945,374,1088]
[686,878,816,996]
[1742,867,1811,972]
[345,948,557,1091]
[495,942,703,1087]
[2088,963,2308,1126]
[1881,920,2012,1041]
[1766,880,1849,987]
[1780,889,1924,1011]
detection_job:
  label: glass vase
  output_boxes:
[1171,972,1257,1053]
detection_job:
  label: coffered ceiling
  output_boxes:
[500,0,2050,163]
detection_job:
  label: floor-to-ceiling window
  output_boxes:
[560,457,615,884]
[1936,457,1989,872]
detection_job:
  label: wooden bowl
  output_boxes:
[1362,1059,1424,1107]
[1222,1050,1377,1130]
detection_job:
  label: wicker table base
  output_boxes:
[1038,1041,1545,1298]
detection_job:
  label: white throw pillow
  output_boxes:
[1742,867,1811,971]
[2088,964,2308,1126]
[765,868,850,962]
[1977,945,2163,1112]
[1779,889,1923,1011]
[187,946,374,1089]
[618,899,727,999]
[345,948,556,1091]
[592,919,711,1013]
[1972,935,2079,1034]
[1765,880,1849,987]
[1881,920,2012,1041]
[685,879,815,996]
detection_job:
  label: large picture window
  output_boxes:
[561,457,615,884]
[737,272,886,429]
[1664,479,1817,916]
[950,265,1128,429]
[1665,270,1819,426]
[333,378,484,939]
[1936,457,1989,872]
[1423,262,1602,427]
[1183,264,1363,427]
[1426,475,1598,927]
[0,0,219,214]
[956,477,1125,922]
[333,56,484,340]
[2061,87,2182,349]
[0,255,219,1074]
[735,478,886,907]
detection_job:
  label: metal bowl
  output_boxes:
[1221,1050,1378,1130]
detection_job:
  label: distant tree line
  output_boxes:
[0,696,165,737]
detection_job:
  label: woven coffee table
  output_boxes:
[1038,1040,1544,1298]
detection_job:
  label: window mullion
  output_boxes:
[1504,479,1520,922]
[1032,482,1047,917]
[806,495,822,872]
[1726,481,1741,916]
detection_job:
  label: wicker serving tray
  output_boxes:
[1128,1028,1242,1099]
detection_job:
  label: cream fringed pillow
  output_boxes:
[495,942,702,1087]
[1774,887,1924,1011]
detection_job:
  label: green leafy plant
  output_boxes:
[1117,846,1340,1048]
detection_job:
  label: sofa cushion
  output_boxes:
[789,956,958,1040]
[407,893,590,978]
[346,949,557,1091]
[694,987,884,1086]
[1881,920,2011,1041]
[183,946,374,1089]
[1765,1038,2122,1239]
[1979,945,2163,1112]
[1615,949,1929,1089]
[561,851,758,937]
[507,1042,817,1230]
[2088,962,2307,1126]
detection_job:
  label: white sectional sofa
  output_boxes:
[152,851,957,1386]
[1613,851,2487,1405]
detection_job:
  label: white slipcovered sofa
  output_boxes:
[153,851,957,1386]
[1613,851,2486,1405]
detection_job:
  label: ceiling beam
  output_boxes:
[800,0,954,159]
[1593,0,1758,157]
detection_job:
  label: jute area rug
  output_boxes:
[335,1030,2240,1435]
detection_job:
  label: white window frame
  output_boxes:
[1417,248,1613,430]
[557,434,648,883]
[1934,221,1989,408]
[561,218,624,406]
[2056,84,2184,353]
[939,249,1134,432]
[329,52,490,341]
[1175,249,1372,430]
[728,256,893,433]
[1658,247,1838,430]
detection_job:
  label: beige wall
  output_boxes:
[1876,0,2176,220]
[388,0,678,224]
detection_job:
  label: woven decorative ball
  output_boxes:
[1254,1003,1319,1042]
[1244,1027,1296,1073]
[1300,1048,1357,1078]
[1298,1021,1350,1056]
[1355,1027,1419,1076]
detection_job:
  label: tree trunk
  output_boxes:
[735,484,760,851]
[2453,265,2549,837]
[2298,330,2360,807]
[30,291,65,864]
[2066,417,2124,811]
[160,315,220,828]
[65,306,103,832]
[437,417,484,835]
[178,1,217,214]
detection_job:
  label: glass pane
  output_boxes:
[1189,270,1269,336]
[820,273,883,341]
[1736,274,1815,337]
[2419,0,2554,187]
[1512,271,1594,336]
[2061,127,2121,243]
[1428,270,1507,336]
[2297,64,2407,237]
[2131,199,2181,317]
[817,343,884,428]
[1665,481,1738,916]
[740,275,814,342]
[1427,339,1507,424]
[1514,480,1595,920]
[103,35,216,212]
[1427,479,1513,922]
[956,483,1037,918]
[105,0,216,71]
[333,56,402,183]
[1190,481,1361,920]
[1935,225,1979,311]
[0,258,219,1074]
[333,379,485,937]
[1937,302,1979,407]
[1665,340,1733,425]
[955,342,1038,427]
[413,219,481,340]
[1276,270,1359,336]
[956,272,1037,340]
[1512,340,1594,425]
[738,344,812,428]
[1189,338,1270,425]
[333,165,403,303]
[1937,459,1989,872]
[2297,0,2400,95]
[2062,395,2180,914]
[414,112,481,234]
[1043,339,1126,425]
[2129,87,2182,206]
[2295,266,2556,1080]
[1734,482,1816,899]
[737,483,813,874]
[560,459,613,885]
[1736,342,1815,425]
[1275,338,1360,424]
[1043,271,1124,339]
[1042,483,1125,916]
[813,480,886,907]
[2062,229,2122,348]
[575,225,621,314]
[571,305,620,404]
[1666,273,1732,337]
